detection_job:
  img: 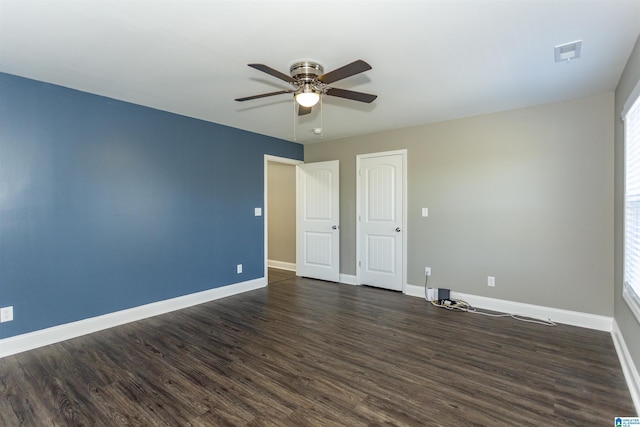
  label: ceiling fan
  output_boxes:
[235,59,377,115]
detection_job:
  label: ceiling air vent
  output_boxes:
[554,40,582,62]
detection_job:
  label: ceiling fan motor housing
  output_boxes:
[289,61,324,82]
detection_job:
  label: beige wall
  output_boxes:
[267,161,296,264]
[306,93,614,315]
[615,35,640,384]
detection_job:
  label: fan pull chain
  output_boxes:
[292,99,297,141]
[320,95,323,139]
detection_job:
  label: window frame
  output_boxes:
[623,78,640,325]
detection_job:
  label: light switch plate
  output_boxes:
[1,306,13,323]
[422,208,429,217]
[254,207,262,216]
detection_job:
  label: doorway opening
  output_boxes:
[264,155,303,282]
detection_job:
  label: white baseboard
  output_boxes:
[0,277,267,359]
[404,283,428,298]
[612,320,640,415]
[267,259,296,271]
[339,274,358,285]
[404,283,613,331]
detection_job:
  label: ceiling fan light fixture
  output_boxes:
[295,85,320,107]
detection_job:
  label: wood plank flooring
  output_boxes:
[267,267,296,284]
[0,269,634,426]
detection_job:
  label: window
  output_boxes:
[624,81,640,322]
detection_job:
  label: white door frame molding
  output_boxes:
[356,149,408,292]
[264,155,303,281]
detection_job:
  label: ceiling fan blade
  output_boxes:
[248,64,297,83]
[235,90,292,102]
[325,87,377,103]
[298,105,312,116]
[318,59,372,84]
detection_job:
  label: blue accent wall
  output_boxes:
[0,72,303,339]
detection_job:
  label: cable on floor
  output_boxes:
[424,274,556,327]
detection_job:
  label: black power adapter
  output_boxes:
[437,288,450,302]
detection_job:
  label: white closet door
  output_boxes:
[296,161,340,282]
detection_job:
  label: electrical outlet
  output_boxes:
[237,264,243,274]
[425,266,431,276]
[488,276,495,287]
[1,306,14,323]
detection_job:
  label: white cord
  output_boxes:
[424,275,556,327]
[451,303,556,326]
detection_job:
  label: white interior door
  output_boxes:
[358,152,405,291]
[296,161,340,282]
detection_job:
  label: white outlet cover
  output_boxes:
[0,306,13,323]
[237,264,243,274]
[422,208,429,217]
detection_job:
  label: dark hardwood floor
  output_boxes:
[268,267,296,284]
[0,269,634,426]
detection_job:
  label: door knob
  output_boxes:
[332,225,338,230]
[395,227,401,232]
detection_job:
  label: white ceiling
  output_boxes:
[1,1,640,144]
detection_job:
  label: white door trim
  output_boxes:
[356,149,407,292]
[264,155,303,281]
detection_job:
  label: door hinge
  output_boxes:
[358,260,361,267]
